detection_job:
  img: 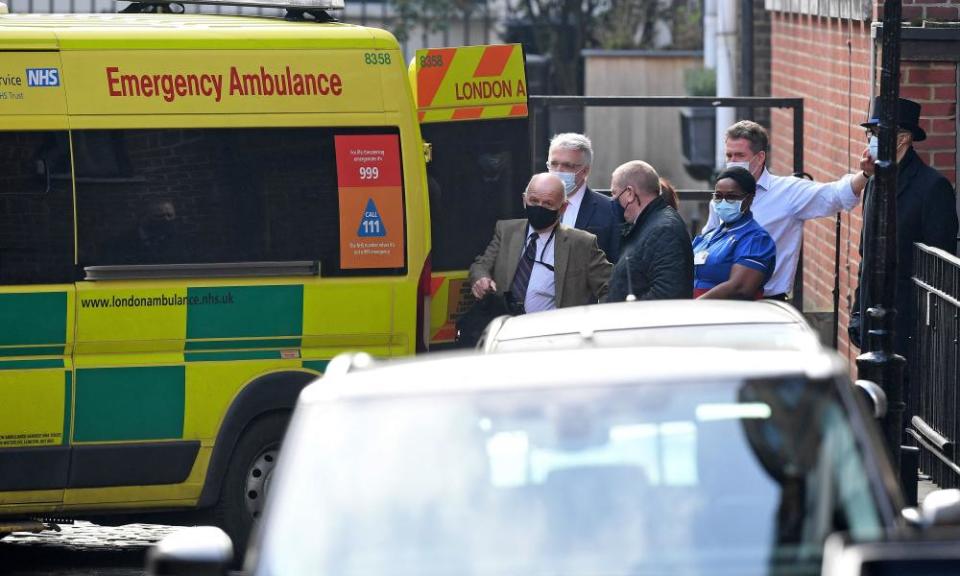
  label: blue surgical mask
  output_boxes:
[868,135,878,159]
[714,199,744,224]
[551,171,578,196]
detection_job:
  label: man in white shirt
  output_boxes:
[703,120,870,300]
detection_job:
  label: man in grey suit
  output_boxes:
[470,173,612,313]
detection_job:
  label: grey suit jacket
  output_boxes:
[469,219,612,308]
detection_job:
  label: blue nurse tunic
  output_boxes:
[692,211,776,298]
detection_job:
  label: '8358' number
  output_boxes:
[364,52,391,65]
[419,54,443,68]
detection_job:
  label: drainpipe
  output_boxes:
[704,0,716,69]
[739,0,754,121]
[715,0,737,169]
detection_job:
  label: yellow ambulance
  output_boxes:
[0,0,530,548]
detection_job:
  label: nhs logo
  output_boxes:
[26,68,60,87]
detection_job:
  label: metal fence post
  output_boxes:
[856,0,906,479]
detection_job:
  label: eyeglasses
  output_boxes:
[712,191,748,203]
[546,160,583,172]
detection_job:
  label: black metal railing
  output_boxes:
[907,243,960,489]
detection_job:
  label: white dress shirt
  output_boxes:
[523,225,557,313]
[561,182,587,227]
[704,168,858,296]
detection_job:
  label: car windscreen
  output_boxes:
[491,322,820,353]
[255,377,882,576]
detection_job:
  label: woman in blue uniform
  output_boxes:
[693,167,776,299]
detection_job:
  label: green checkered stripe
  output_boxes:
[0,291,68,370]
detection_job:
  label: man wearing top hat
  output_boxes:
[849,97,959,358]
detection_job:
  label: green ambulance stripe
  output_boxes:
[185,338,302,351]
[74,366,185,442]
[186,286,303,340]
[0,359,65,370]
[185,350,289,362]
[0,345,68,357]
[0,292,67,347]
[303,360,329,373]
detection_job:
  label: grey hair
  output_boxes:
[549,132,593,166]
[724,120,769,154]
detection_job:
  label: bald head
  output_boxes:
[525,173,566,209]
[612,160,660,199]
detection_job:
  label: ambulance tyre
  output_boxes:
[214,412,288,561]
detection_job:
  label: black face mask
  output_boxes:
[525,204,559,230]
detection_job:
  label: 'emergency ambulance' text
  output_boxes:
[106,65,343,103]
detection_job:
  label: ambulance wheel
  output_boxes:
[214,412,288,561]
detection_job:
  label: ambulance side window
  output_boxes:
[75,127,399,274]
[0,131,75,285]
[421,119,530,271]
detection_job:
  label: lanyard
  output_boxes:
[526,226,557,271]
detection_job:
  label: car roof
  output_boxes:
[484,300,812,344]
[303,346,847,405]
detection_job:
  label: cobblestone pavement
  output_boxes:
[0,521,179,576]
[0,480,943,575]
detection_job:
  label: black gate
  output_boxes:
[907,242,960,489]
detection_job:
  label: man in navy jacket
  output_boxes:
[547,133,623,263]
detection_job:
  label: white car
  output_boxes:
[148,346,960,576]
[477,299,823,353]
[152,345,929,575]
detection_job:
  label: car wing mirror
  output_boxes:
[823,531,960,575]
[903,489,960,529]
[146,526,234,576]
[855,379,887,419]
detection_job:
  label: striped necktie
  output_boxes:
[510,232,538,306]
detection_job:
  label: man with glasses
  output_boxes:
[469,173,612,314]
[547,133,623,262]
[704,120,871,302]
[605,160,692,302]
[849,97,958,355]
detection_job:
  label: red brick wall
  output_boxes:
[768,8,958,367]
[904,63,959,185]
[893,1,960,23]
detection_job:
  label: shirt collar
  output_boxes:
[756,168,771,192]
[709,211,754,237]
[527,223,559,241]
[723,211,754,232]
[567,182,587,203]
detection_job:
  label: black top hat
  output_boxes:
[860,96,926,142]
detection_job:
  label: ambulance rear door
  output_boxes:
[410,44,531,347]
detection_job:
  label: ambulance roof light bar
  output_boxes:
[120,0,344,18]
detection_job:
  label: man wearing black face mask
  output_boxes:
[604,160,693,302]
[469,173,612,313]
